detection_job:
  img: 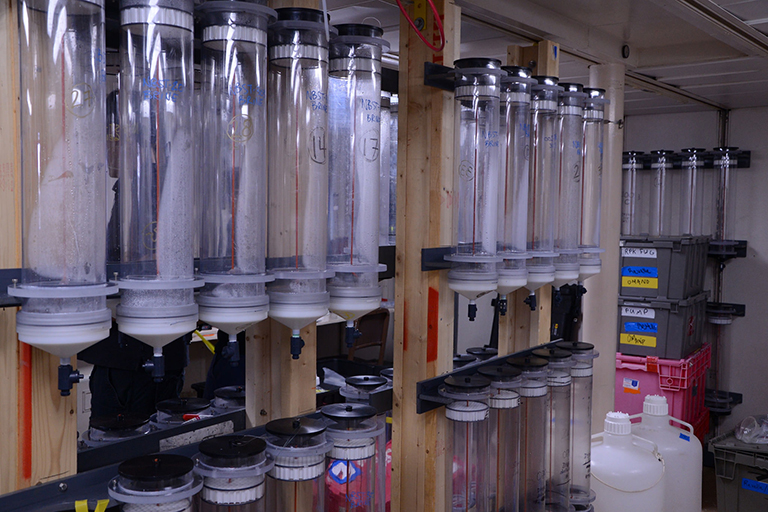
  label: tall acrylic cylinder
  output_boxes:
[649,150,673,237]
[327,24,388,328]
[379,91,392,246]
[508,356,549,512]
[388,95,398,245]
[532,348,573,512]
[621,151,644,236]
[680,148,706,236]
[555,340,598,508]
[553,84,586,288]
[442,375,491,512]
[265,417,331,512]
[449,58,502,319]
[197,1,275,352]
[497,66,533,297]
[713,147,740,245]
[116,0,199,352]
[194,435,273,512]
[662,149,693,237]
[579,88,606,281]
[479,365,522,512]
[11,0,113,359]
[267,8,332,357]
[526,77,561,291]
[322,404,384,512]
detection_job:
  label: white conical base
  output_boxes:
[497,274,528,295]
[448,279,498,301]
[16,320,111,360]
[553,269,580,289]
[269,302,328,331]
[579,263,602,282]
[198,306,268,337]
[329,295,381,322]
[525,271,555,292]
[116,314,198,349]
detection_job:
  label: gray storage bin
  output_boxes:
[711,432,768,511]
[619,236,709,299]
[617,292,708,359]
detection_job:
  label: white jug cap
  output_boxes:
[643,395,669,416]
[604,411,631,435]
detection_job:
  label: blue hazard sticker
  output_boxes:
[329,459,362,485]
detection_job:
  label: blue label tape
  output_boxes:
[621,266,659,278]
[742,478,768,495]
[624,322,659,333]
[679,433,690,442]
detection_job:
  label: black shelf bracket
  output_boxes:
[421,246,453,271]
[424,62,455,91]
[708,240,748,260]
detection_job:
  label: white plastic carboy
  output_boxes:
[630,394,702,512]
[591,412,665,512]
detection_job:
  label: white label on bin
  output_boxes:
[621,247,657,258]
[621,306,655,319]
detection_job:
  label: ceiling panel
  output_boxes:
[326,0,768,115]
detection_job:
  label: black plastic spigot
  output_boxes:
[498,296,507,316]
[222,339,240,367]
[290,334,305,360]
[553,287,563,306]
[58,363,83,396]
[345,324,362,348]
[143,353,165,382]
[524,292,537,311]
[468,302,477,321]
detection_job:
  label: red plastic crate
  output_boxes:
[615,343,711,426]
[692,408,710,443]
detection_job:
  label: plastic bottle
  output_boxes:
[591,412,665,512]
[631,395,702,512]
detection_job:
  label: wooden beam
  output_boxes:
[0,0,19,493]
[507,40,560,77]
[391,1,459,511]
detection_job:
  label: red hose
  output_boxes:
[395,0,446,53]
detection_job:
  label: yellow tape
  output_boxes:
[95,499,110,512]
[622,276,658,289]
[620,333,657,348]
[75,501,89,512]
[386,416,393,424]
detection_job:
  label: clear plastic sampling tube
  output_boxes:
[388,95,398,245]
[448,58,503,318]
[197,1,275,319]
[649,150,673,237]
[532,348,573,512]
[11,0,114,359]
[508,356,549,512]
[579,88,607,279]
[680,148,706,236]
[267,8,333,357]
[556,340,599,507]
[713,147,740,244]
[554,83,587,287]
[327,24,388,330]
[441,375,491,512]
[497,66,533,297]
[379,91,392,246]
[526,77,562,290]
[621,151,644,236]
[479,365,522,512]
[265,417,332,512]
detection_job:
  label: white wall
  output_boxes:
[623,107,767,434]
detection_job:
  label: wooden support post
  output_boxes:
[0,0,20,494]
[508,40,560,77]
[391,1,459,510]
[245,319,317,425]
